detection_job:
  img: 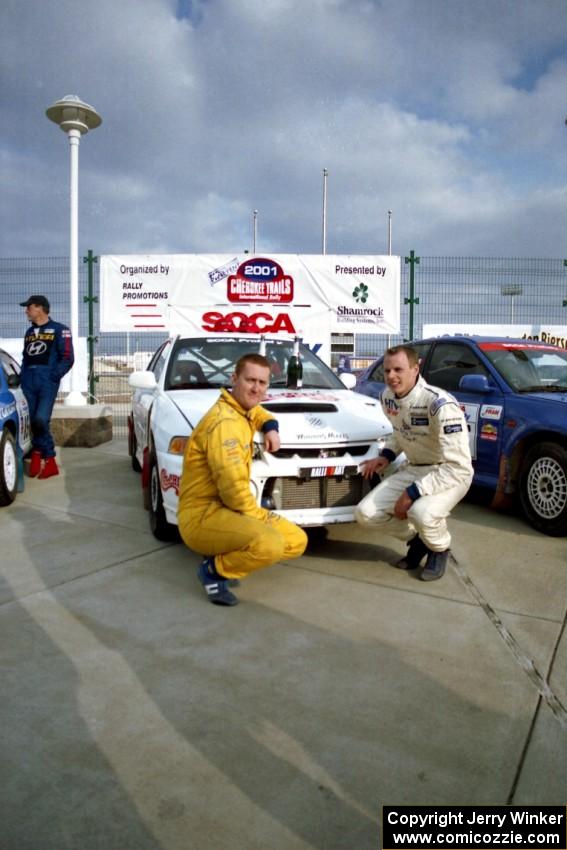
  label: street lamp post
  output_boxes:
[387,209,392,255]
[46,95,102,406]
[321,168,328,255]
[501,284,522,324]
[253,209,258,253]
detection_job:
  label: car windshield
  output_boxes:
[165,337,345,391]
[481,343,567,392]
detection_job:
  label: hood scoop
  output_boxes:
[263,402,338,414]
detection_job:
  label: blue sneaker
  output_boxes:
[197,557,239,606]
[420,549,449,581]
[396,535,429,570]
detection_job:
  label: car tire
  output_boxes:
[519,442,567,536]
[148,450,179,542]
[0,429,18,507]
[128,415,142,473]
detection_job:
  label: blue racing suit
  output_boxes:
[21,319,74,458]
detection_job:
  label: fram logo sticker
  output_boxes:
[480,405,503,420]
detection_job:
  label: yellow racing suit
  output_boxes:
[178,388,307,579]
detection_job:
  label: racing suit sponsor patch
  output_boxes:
[429,398,448,416]
[411,416,429,426]
[383,397,399,416]
[444,424,463,434]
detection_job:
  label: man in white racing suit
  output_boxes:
[355,345,473,581]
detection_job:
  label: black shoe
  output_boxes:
[396,535,429,570]
[197,557,239,606]
[420,549,449,581]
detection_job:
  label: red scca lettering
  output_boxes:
[201,311,297,334]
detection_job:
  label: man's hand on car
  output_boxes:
[263,430,280,453]
[359,456,390,480]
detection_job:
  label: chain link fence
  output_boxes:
[2,253,566,434]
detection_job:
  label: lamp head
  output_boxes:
[46,95,102,134]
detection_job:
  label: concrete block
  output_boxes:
[51,403,113,447]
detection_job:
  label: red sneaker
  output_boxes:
[38,457,59,479]
[29,450,42,478]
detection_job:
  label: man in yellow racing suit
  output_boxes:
[178,353,308,606]
[355,345,473,581]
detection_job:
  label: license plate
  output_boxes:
[299,465,358,479]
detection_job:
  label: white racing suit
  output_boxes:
[355,376,473,551]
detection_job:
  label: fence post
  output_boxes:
[83,249,98,404]
[404,250,420,340]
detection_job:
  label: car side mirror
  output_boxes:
[129,371,158,390]
[340,372,357,390]
[7,373,21,388]
[459,374,494,393]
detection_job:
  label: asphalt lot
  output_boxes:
[1,438,566,850]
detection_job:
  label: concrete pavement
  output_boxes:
[1,439,566,850]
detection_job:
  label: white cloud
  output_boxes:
[1,0,567,260]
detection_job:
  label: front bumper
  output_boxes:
[157,442,382,528]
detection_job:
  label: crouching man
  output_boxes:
[355,345,473,581]
[178,353,308,606]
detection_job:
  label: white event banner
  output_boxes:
[423,323,567,350]
[100,254,401,345]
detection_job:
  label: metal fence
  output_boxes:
[2,252,566,433]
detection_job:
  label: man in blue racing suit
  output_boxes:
[20,294,74,479]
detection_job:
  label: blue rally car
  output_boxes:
[355,335,567,536]
[0,347,32,506]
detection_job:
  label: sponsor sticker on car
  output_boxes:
[299,465,358,479]
[480,404,503,420]
[480,423,498,442]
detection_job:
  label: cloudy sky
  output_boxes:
[2,0,567,260]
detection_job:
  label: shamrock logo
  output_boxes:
[352,283,369,303]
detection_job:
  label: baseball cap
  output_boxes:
[20,295,50,311]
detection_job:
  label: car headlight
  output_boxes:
[168,436,188,454]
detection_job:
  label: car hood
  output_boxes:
[166,387,390,443]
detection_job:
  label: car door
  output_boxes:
[423,341,505,487]
[0,349,31,453]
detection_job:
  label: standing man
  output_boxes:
[178,352,308,607]
[355,345,473,581]
[20,295,74,479]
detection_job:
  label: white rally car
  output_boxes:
[128,335,392,540]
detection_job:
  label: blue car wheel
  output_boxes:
[519,442,567,537]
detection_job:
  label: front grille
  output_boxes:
[273,445,370,459]
[265,474,366,510]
